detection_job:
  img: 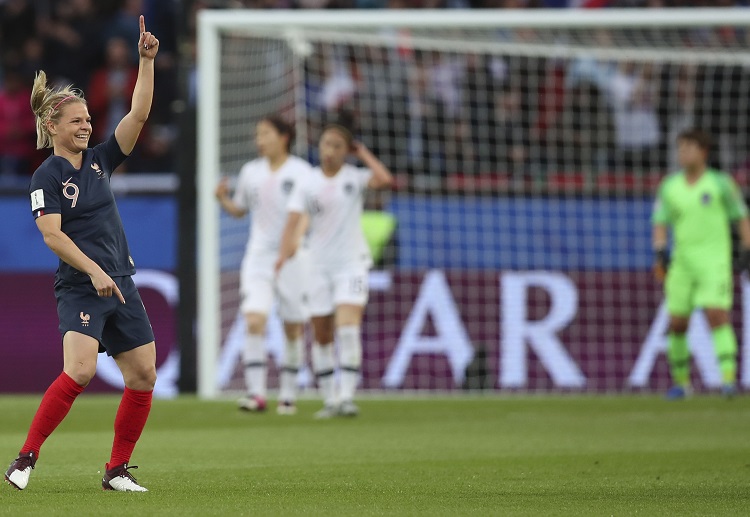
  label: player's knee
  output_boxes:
[126,364,157,391]
[705,309,729,329]
[65,365,96,387]
[669,318,689,334]
[246,314,267,335]
[313,324,334,345]
[283,322,303,341]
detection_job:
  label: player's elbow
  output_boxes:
[42,230,61,252]
[374,175,394,190]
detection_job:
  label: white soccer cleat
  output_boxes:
[338,400,360,417]
[5,452,36,490]
[237,395,267,413]
[314,404,339,420]
[276,401,297,416]
[102,463,148,492]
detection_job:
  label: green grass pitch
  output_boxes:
[1,395,749,516]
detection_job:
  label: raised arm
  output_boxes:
[114,15,159,156]
[36,214,125,303]
[354,142,393,190]
[214,178,247,218]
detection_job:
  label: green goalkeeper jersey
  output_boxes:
[652,169,747,267]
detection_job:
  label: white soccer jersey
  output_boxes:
[232,156,312,253]
[287,163,373,268]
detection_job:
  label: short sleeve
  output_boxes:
[651,180,672,225]
[232,166,251,211]
[286,174,308,214]
[93,133,128,178]
[719,174,748,221]
[29,167,61,219]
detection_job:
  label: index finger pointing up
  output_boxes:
[139,14,145,34]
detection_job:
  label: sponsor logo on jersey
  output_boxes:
[91,162,105,179]
[80,312,91,327]
[62,177,80,208]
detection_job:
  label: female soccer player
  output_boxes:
[215,116,312,415]
[276,116,393,418]
[5,16,158,492]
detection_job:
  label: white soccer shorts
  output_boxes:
[239,249,310,322]
[308,262,370,317]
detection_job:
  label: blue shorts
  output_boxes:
[55,275,155,357]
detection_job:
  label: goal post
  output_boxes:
[197,8,750,399]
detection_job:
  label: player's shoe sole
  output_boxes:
[5,451,36,490]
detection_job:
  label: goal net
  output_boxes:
[197,9,750,398]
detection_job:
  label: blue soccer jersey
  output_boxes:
[29,134,135,283]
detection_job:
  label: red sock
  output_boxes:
[108,387,153,468]
[21,372,85,456]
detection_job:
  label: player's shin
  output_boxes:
[711,324,738,385]
[279,336,303,403]
[667,333,690,387]
[338,325,362,402]
[243,334,267,398]
[109,387,152,468]
[312,342,337,407]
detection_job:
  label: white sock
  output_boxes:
[312,342,336,406]
[279,336,303,403]
[338,325,362,402]
[243,333,267,398]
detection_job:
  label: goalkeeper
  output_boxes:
[652,129,750,399]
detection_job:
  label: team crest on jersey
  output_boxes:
[91,162,105,179]
[282,180,294,194]
[344,183,355,195]
[701,192,711,205]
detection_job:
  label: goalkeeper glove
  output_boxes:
[738,248,750,276]
[654,247,670,282]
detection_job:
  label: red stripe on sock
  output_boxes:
[21,372,85,457]
[109,387,153,467]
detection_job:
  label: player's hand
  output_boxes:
[738,247,750,276]
[274,256,286,275]
[90,269,126,304]
[351,140,368,160]
[138,15,159,60]
[215,178,230,201]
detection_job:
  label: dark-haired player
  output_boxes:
[5,16,158,492]
[215,115,312,415]
[276,117,393,418]
[652,128,750,399]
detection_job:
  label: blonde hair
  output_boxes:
[30,70,86,149]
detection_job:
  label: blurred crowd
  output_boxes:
[0,0,749,182]
[0,0,179,178]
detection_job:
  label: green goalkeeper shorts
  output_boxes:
[665,261,733,316]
